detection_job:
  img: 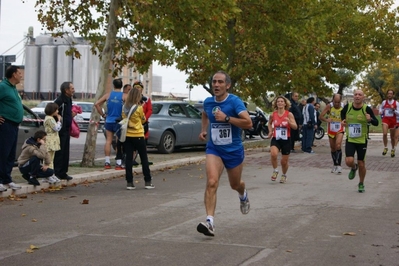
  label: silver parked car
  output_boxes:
[73,101,104,132]
[147,101,205,153]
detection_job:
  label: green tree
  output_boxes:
[34,0,239,166]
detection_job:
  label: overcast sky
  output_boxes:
[0,0,210,101]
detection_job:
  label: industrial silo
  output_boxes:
[72,44,90,98]
[56,45,73,89]
[24,45,40,99]
[39,45,57,99]
[35,34,53,45]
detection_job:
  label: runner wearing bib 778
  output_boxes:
[341,90,378,193]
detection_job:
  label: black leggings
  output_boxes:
[123,137,152,183]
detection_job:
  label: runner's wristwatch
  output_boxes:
[225,116,230,122]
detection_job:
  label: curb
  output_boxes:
[1,156,206,197]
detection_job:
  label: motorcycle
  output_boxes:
[314,125,325,140]
[245,107,269,139]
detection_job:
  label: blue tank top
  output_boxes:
[106,91,123,123]
[203,94,246,153]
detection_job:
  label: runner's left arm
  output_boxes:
[366,106,378,126]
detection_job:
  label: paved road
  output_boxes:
[1,135,399,265]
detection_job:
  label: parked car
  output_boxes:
[73,101,104,132]
[31,100,53,119]
[147,101,206,153]
[16,105,44,162]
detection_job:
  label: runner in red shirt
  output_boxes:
[379,89,399,157]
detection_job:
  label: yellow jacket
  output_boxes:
[122,105,146,137]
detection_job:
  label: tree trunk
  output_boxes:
[80,0,121,167]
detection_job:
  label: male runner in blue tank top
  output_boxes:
[95,79,124,170]
[197,71,252,237]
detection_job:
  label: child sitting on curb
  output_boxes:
[17,130,58,186]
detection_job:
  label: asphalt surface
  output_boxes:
[1,134,399,265]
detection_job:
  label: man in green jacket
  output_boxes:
[0,66,24,192]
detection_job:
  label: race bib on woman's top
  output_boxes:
[275,127,288,140]
[211,123,232,145]
[348,123,362,138]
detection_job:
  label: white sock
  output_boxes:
[105,156,110,163]
[116,159,122,165]
[239,190,247,201]
[206,216,214,225]
[274,168,278,172]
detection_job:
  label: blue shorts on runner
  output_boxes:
[105,122,120,133]
[206,146,244,169]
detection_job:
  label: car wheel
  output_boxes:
[158,131,175,154]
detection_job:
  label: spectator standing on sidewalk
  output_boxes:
[301,97,317,153]
[0,65,23,192]
[131,81,153,166]
[319,94,345,174]
[341,89,378,193]
[312,102,322,147]
[122,87,154,190]
[379,89,399,157]
[95,78,124,170]
[54,81,75,181]
[43,103,62,181]
[285,92,302,153]
[267,96,297,183]
[17,130,57,185]
[196,71,252,237]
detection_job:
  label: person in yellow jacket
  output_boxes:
[122,87,154,190]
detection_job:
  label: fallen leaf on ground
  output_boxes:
[30,245,39,250]
[81,199,89,204]
[26,249,34,253]
[31,219,37,222]
[343,232,356,236]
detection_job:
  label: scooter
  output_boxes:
[245,107,269,139]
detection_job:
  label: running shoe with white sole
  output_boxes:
[197,221,215,237]
[240,190,250,214]
[271,171,278,181]
[336,166,342,174]
[331,166,337,173]
[280,174,287,183]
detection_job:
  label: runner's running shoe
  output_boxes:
[391,149,395,158]
[240,190,250,214]
[331,166,337,173]
[280,174,287,183]
[197,221,215,237]
[358,183,365,193]
[382,148,388,156]
[271,171,278,181]
[336,166,342,174]
[348,164,358,180]
[104,162,111,169]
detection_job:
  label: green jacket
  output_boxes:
[0,78,23,124]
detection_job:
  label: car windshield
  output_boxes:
[76,103,93,112]
[36,101,50,108]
